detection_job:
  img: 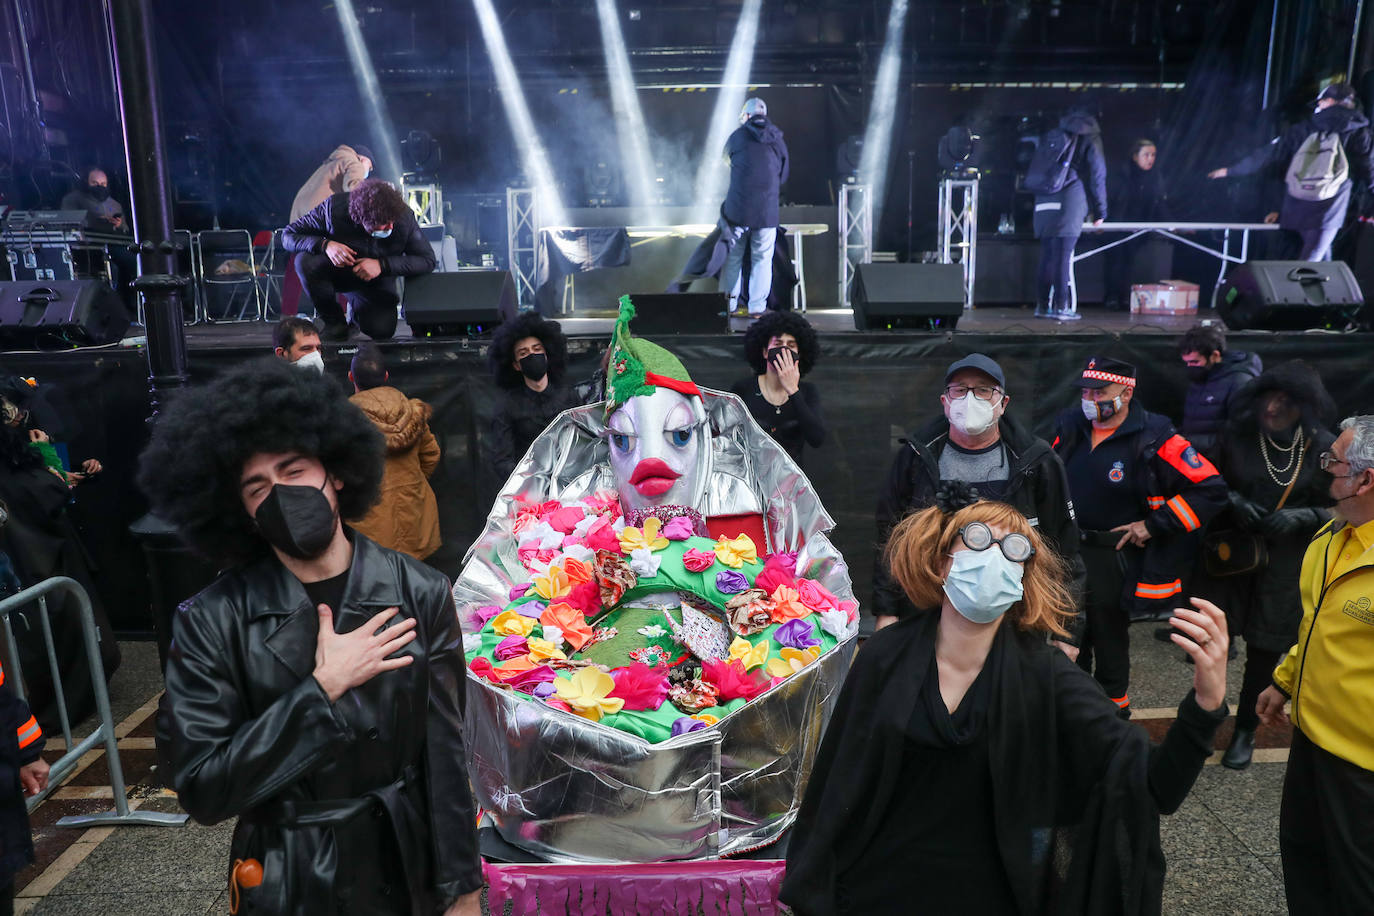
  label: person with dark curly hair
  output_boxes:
[1191,360,1337,770]
[728,310,824,466]
[138,358,482,916]
[483,311,580,484]
[282,177,435,342]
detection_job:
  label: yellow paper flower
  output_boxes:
[765,646,821,679]
[713,534,758,569]
[690,713,719,726]
[618,517,669,554]
[532,566,571,600]
[728,637,769,671]
[526,637,567,662]
[492,610,536,637]
[553,668,626,722]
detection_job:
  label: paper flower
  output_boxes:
[765,551,799,575]
[818,609,855,641]
[701,658,771,702]
[475,604,503,625]
[728,637,770,671]
[542,626,564,647]
[608,663,670,711]
[540,602,594,651]
[667,678,720,712]
[562,581,601,616]
[716,570,750,594]
[507,665,558,694]
[582,490,622,520]
[765,646,821,678]
[838,599,859,623]
[544,697,573,713]
[531,681,558,698]
[469,657,501,682]
[769,585,811,623]
[518,520,564,551]
[682,548,716,572]
[630,547,663,577]
[594,550,638,607]
[517,547,557,570]
[561,558,594,586]
[513,600,547,620]
[797,579,840,614]
[774,619,820,650]
[754,562,798,595]
[461,632,483,656]
[714,534,758,569]
[546,505,588,534]
[619,517,670,554]
[532,566,572,600]
[508,584,531,601]
[638,624,667,638]
[560,543,595,566]
[629,645,670,667]
[554,668,626,722]
[492,610,536,638]
[662,516,695,541]
[494,635,530,661]
[724,589,774,636]
[582,516,622,553]
[671,716,708,736]
[493,656,537,680]
[525,637,567,662]
[690,713,719,726]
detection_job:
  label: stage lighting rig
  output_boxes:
[401,129,441,181]
[937,126,980,177]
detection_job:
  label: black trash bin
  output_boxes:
[129,512,218,673]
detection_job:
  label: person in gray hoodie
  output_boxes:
[1032,108,1108,321]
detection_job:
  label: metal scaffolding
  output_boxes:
[506,186,539,308]
[403,181,445,227]
[838,182,871,309]
[938,176,978,310]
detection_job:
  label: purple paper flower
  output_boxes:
[494,635,529,661]
[774,618,820,650]
[515,600,548,619]
[531,682,557,698]
[662,516,695,540]
[508,665,558,694]
[475,605,502,625]
[716,570,750,594]
[509,584,532,601]
[671,717,708,736]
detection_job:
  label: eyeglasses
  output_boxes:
[958,522,1035,562]
[1319,450,1348,471]
[944,385,1002,401]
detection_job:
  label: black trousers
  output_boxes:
[1037,234,1077,312]
[1281,728,1374,914]
[1076,543,1132,708]
[294,251,400,340]
[1236,646,1282,732]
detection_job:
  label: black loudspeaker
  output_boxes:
[628,293,728,335]
[0,280,130,348]
[852,263,964,330]
[1217,260,1367,331]
[402,270,516,337]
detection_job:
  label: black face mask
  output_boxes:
[750,116,767,128]
[87,185,110,202]
[519,353,549,381]
[1185,365,1210,383]
[254,482,338,560]
[766,346,789,368]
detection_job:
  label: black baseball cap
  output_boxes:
[945,354,1006,389]
[1315,82,1357,105]
[1078,357,1138,390]
[352,143,375,161]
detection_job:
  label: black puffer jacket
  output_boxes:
[157,534,482,914]
[281,193,437,279]
[1180,350,1263,461]
[722,119,790,229]
[1033,112,1108,238]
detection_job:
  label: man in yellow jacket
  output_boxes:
[1259,414,1374,913]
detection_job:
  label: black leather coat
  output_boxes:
[157,534,482,915]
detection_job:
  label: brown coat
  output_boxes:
[289,145,371,222]
[348,387,441,560]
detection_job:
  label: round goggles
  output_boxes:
[959,521,1035,563]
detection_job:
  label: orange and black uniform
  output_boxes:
[0,660,44,905]
[1052,404,1226,712]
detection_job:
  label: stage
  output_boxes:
[20,305,1374,637]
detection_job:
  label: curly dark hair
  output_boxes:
[1177,323,1226,357]
[742,310,820,376]
[487,311,568,389]
[1228,359,1338,438]
[137,357,385,565]
[347,178,411,231]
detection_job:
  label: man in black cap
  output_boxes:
[1051,356,1228,716]
[874,353,1083,653]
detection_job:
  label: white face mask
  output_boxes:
[1081,394,1122,423]
[293,350,325,374]
[948,392,999,437]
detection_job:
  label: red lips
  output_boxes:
[629,458,680,497]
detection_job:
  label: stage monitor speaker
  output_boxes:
[1217,260,1366,331]
[402,270,516,337]
[852,263,964,330]
[0,280,130,348]
[627,293,729,335]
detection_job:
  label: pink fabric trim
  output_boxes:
[483,860,786,915]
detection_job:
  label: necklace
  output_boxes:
[1259,428,1305,487]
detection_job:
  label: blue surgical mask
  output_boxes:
[943,548,1025,624]
[370,227,392,239]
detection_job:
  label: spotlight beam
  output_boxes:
[692,0,763,219]
[471,0,568,227]
[596,0,658,217]
[857,0,909,232]
[334,0,403,182]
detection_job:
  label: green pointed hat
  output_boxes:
[605,295,701,415]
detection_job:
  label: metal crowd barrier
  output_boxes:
[0,576,186,828]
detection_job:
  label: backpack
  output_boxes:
[1023,128,1079,195]
[1285,130,1349,201]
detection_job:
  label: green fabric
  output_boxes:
[605,294,696,413]
[28,441,63,472]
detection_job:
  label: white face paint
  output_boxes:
[606,388,710,513]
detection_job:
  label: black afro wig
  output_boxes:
[742,310,820,376]
[1228,359,1338,438]
[487,311,568,389]
[137,357,385,565]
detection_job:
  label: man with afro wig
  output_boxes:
[139,358,481,916]
[483,310,581,483]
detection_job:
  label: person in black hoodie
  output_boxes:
[1209,81,1374,261]
[1105,139,1173,310]
[482,312,580,487]
[1032,108,1108,320]
[719,97,789,316]
[1177,324,1263,462]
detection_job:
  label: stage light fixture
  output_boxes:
[691,0,763,220]
[333,0,403,182]
[857,0,909,231]
[597,0,659,218]
[937,126,980,176]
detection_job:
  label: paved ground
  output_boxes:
[12,630,1291,914]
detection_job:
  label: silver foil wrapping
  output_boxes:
[453,389,857,862]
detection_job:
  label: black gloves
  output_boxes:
[1256,507,1320,538]
[1229,491,1267,531]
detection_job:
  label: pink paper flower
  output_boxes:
[546,505,588,534]
[662,516,695,541]
[508,584,531,601]
[469,657,502,683]
[765,551,799,575]
[582,515,621,553]
[507,664,558,694]
[797,579,840,614]
[608,663,670,711]
[682,548,716,572]
[838,599,859,623]
[582,490,623,520]
[562,580,602,616]
[475,604,502,625]
[701,658,771,702]
[754,562,797,596]
[494,635,529,661]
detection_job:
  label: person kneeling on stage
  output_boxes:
[781,494,1229,916]
[139,359,481,916]
[283,178,435,342]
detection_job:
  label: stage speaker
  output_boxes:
[627,292,728,335]
[1217,260,1367,331]
[402,270,516,337]
[0,280,130,348]
[852,263,964,330]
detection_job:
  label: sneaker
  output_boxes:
[1056,310,1082,322]
[1033,307,1059,319]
